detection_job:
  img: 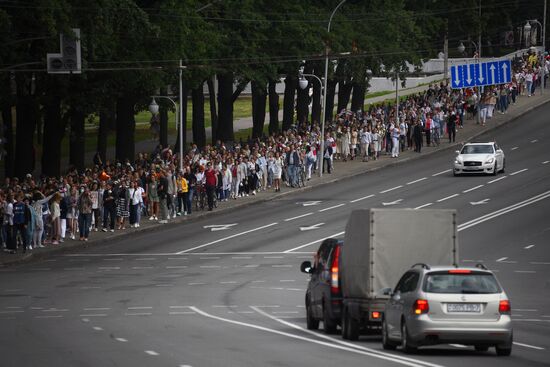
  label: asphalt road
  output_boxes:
[1,103,549,367]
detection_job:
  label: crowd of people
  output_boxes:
[1,50,546,255]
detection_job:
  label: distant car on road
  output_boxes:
[300,238,343,334]
[382,263,513,356]
[453,142,505,176]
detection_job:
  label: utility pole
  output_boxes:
[543,0,547,91]
[395,71,399,124]
[444,32,449,82]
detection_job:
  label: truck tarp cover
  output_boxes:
[341,208,458,299]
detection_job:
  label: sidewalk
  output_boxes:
[4,89,548,267]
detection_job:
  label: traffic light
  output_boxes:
[47,28,81,74]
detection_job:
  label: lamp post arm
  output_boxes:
[328,0,347,32]
[301,73,323,87]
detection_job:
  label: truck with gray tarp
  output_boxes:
[340,208,458,340]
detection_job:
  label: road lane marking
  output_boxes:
[177,222,278,254]
[379,185,403,194]
[458,191,550,231]
[509,168,528,176]
[145,351,159,356]
[513,309,537,312]
[462,184,484,193]
[92,327,103,331]
[98,267,120,270]
[524,244,535,249]
[79,314,107,317]
[135,258,156,261]
[83,308,110,311]
[166,266,187,269]
[531,139,538,143]
[407,177,427,185]
[249,307,444,367]
[125,313,152,316]
[284,213,313,222]
[115,338,128,342]
[543,161,550,164]
[449,344,468,348]
[414,203,433,210]
[530,262,550,265]
[188,282,205,286]
[200,265,220,269]
[284,231,346,253]
[487,176,506,184]
[0,310,24,314]
[103,258,123,261]
[437,194,459,202]
[496,257,508,262]
[513,342,545,350]
[511,146,518,150]
[514,270,536,273]
[319,204,345,212]
[272,265,292,268]
[35,315,63,319]
[432,169,451,176]
[170,311,196,315]
[350,194,375,203]
[132,266,154,270]
[220,281,237,284]
[231,256,252,259]
[127,307,152,310]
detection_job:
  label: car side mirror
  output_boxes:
[300,261,312,274]
[381,287,392,296]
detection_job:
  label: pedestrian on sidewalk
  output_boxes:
[90,182,101,232]
[3,193,15,254]
[157,170,170,223]
[447,112,457,143]
[204,162,217,211]
[116,181,130,229]
[102,183,116,232]
[147,174,159,220]
[272,152,283,192]
[13,193,30,252]
[413,121,423,153]
[175,170,188,214]
[77,186,93,241]
[129,180,144,228]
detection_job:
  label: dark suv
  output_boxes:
[300,238,343,334]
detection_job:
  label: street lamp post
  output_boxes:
[320,0,347,178]
[299,71,324,175]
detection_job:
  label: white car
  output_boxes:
[453,142,505,176]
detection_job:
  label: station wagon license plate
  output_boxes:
[447,303,481,313]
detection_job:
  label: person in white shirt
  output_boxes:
[359,126,371,162]
[128,181,144,228]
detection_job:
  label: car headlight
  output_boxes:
[455,156,463,165]
[484,157,495,164]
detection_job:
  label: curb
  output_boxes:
[3,96,549,267]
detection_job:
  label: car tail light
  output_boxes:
[371,311,381,319]
[448,269,472,274]
[499,300,511,314]
[413,299,429,315]
[330,245,341,294]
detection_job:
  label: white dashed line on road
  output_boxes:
[530,262,550,265]
[350,194,375,203]
[165,266,187,269]
[513,309,538,312]
[79,314,108,317]
[463,184,484,193]
[415,203,433,209]
[264,256,283,259]
[496,257,508,262]
[103,258,123,261]
[83,308,110,311]
[132,266,154,270]
[35,315,63,319]
[0,310,24,314]
[510,168,528,176]
[80,286,101,290]
[319,203,345,212]
[280,280,296,282]
[200,257,220,260]
[125,313,152,316]
[92,326,103,331]
[188,282,205,286]
[407,177,428,185]
[272,265,292,268]
[135,258,156,261]
[115,338,128,342]
[432,169,451,176]
[379,185,403,194]
[127,307,152,310]
[524,244,535,249]
[284,212,313,221]
[220,281,237,284]
[511,147,518,150]
[437,194,459,202]
[200,265,220,269]
[242,265,259,268]
[514,270,536,273]
[543,161,550,164]
[514,342,545,350]
[531,139,538,143]
[145,350,159,356]
[231,256,252,259]
[98,267,120,270]
[63,267,85,271]
[170,311,196,315]
[487,176,506,184]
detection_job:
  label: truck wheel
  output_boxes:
[323,304,337,334]
[306,302,319,330]
[382,319,397,350]
[401,321,417,354]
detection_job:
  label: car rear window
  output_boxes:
[423,271,502,294]
[461,145,494,154]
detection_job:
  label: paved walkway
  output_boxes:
[4,88,548,267]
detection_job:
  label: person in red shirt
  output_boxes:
[204,162,218,211]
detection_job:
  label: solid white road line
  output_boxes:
[379,185,403,194]
[437,194,459,202]
[350,194,375,203]
[319,203,345,212]
[284,212,313,222]
[487,176,506,184]
[407,177,428,185]
[432,169,451,176]
[414,203,433,210]
[510,168,528,176]
[192,306,442,367]
[513,342,545,350]
[284,231,345,253]
[177,222,278,254]
[462,184,484,193]
[458,190,550,231]
[250,306,445,367]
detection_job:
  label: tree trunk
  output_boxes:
[251,80,267,139]
[337,80,353,112]
[282,74,296,131]
[268,80,279,134]
[192,84,206,149]
[96,108,112,164]
[115,96,136,163]
[217,73,234,143]
[351,81,367,112]
[69,107,85,171]
[325,78,337,123]
[159,87,168,148]
[207,77,218,144]
[14,95,38,178]
[42,96,63,177]
[1,101,15,178]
